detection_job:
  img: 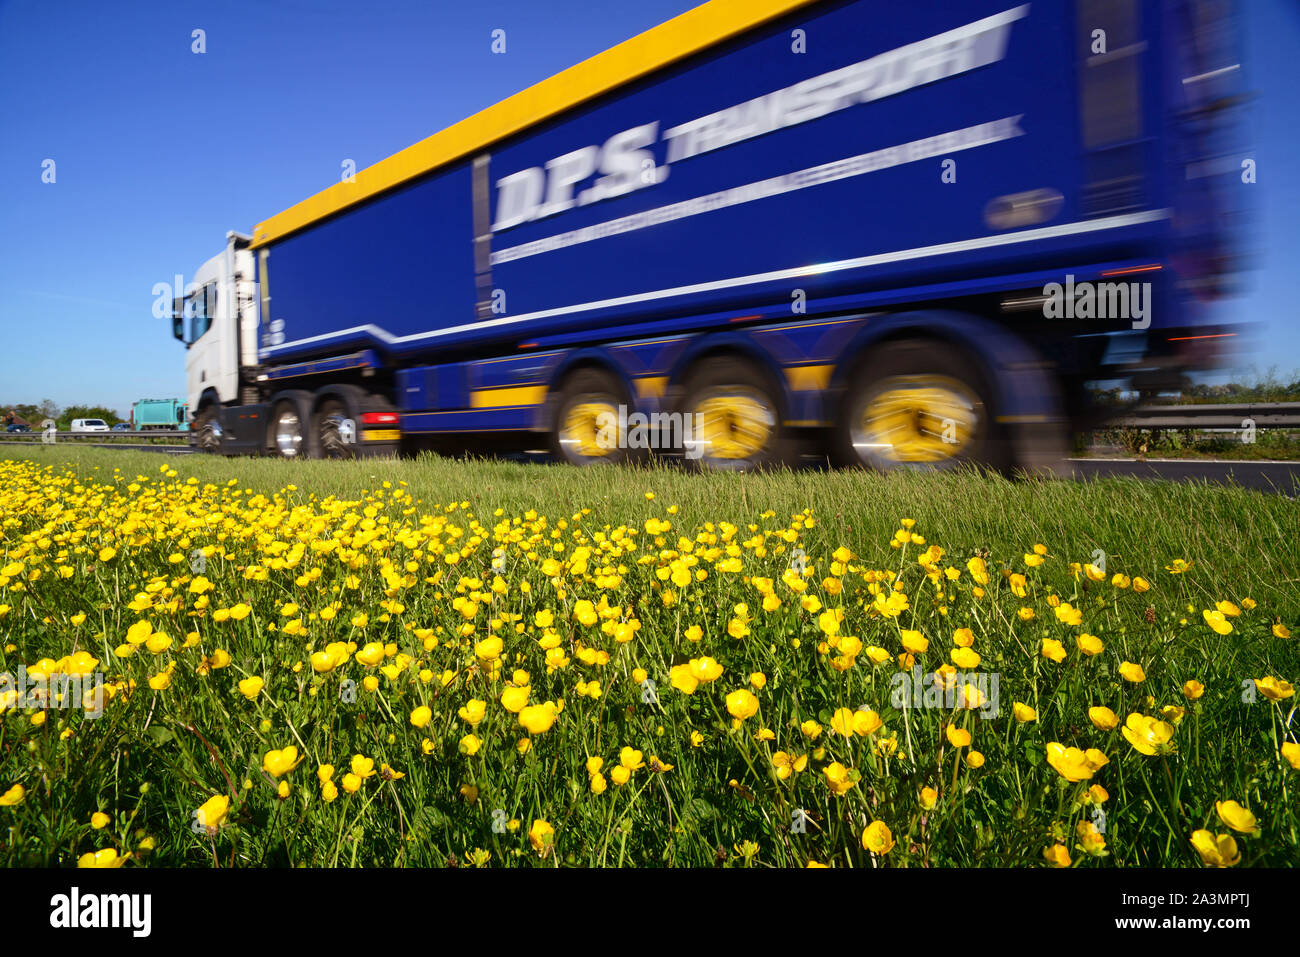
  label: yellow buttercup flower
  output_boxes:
[501,685,531,713]
[1121,713,1176,756]
[861,820,894,854]
[771,751,807,780]
[237,676,264,700]
[458,699,487,726]
[1054,602,1083,626]
[1214,800,1259,835]
[77,848,127,868]
[1202,610,1233,635]
[1088,706,1119,731]
[0,784,26,806]
[823,761,855,796]
[1043,844,1071,868]
[409,705,432,728]
[196,794,229,829]
[528,819,554,855]
[900,630,928,654]
[1118,661,1146,683]
[350,755,376,779]
[1076,633,1104,656]
[945,725,971,748]
[726,688,758,721]
[262,746,301,778]
[1012,702,1037,723]
[355,642,385,666]
[519,702,559,734]
[669,664,698,695]
[1045,743,1095,782]
[1190,830,1240,867]
[1076,819,1106,857]
[1279,742,1300,771]
[1253,676,1294,701]
[853,709,882,736]
[688,656,723,683]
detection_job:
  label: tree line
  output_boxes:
[3,401,124,431]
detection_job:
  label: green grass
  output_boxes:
[0,445,1297,868]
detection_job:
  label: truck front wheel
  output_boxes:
[193,405,221,454]
[270,398,310,459]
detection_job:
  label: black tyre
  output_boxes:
[269,395,311,459]
[835,340,1007,471]
[678,357,795,471]
[550,368,636,466]
[193,405,221,454]
[314,398,357,459]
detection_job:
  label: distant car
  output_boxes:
[71,419,110,433]
[5,423,31,433]
[111,423,131,432]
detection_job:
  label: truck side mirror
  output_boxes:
[172,297,185,342]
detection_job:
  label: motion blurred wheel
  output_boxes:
[193,405,221,454]
[270,399,309,459]
[679,358,794,470]
[837,340,1004,471]
[551,368,635,466]
[315,398,356,459]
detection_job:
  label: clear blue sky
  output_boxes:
[1,0,1296,417]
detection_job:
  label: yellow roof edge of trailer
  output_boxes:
[249,0,823,249]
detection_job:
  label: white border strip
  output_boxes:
[260,209,1169,356]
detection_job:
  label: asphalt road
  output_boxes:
[1066,458,1300,495]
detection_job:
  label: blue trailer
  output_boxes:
[174,0,1245,470]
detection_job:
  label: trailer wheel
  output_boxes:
[551,368,635,466]
[315,398,356,459]
[836,340,1005,471]
[193,405,221,454]
[679,358,794,470]
[270,397,310,459]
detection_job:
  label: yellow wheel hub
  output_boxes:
[856,376,979,464]
[693,394,774,460]
[560,401,618,459]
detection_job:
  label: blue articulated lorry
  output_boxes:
[173,0,1245,470]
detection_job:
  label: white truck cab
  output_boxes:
[173,231,260,448]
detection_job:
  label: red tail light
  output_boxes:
[361,412,400,426]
